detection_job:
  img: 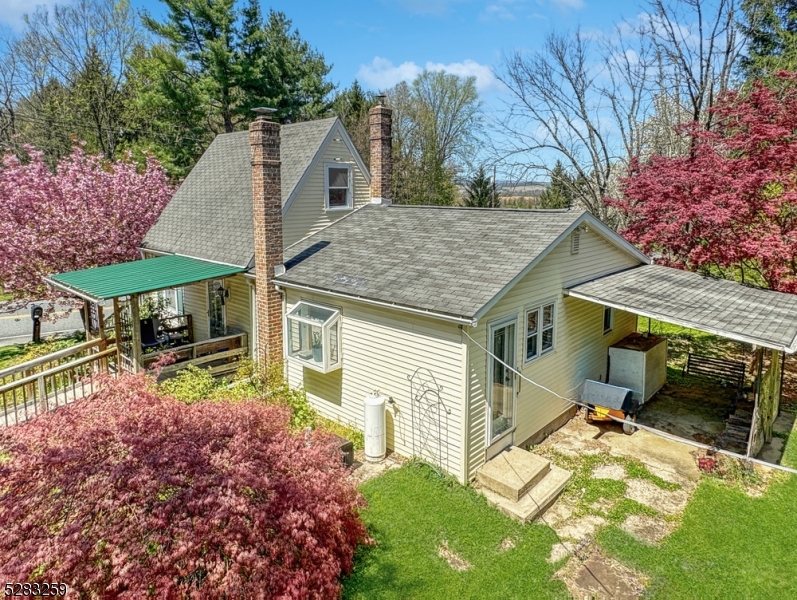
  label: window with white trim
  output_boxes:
[325,164,352,210]
[525,302,555,362]
[603,306,614,335]
[286,301,341,373]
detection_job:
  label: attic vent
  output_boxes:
[571,230,581,255]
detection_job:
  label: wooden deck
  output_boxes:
[141,333,248,379]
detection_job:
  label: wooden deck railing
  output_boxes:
[141,333,248,379]
[0,341,117,427]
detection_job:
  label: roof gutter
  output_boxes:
[44,277,103,303]
[275,280,478,327]
[565,288,792,353]
[138,246,247,269]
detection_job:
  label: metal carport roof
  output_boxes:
[565,264,797,353]
[46,255,245,302]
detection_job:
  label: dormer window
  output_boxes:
[325,164,352,210]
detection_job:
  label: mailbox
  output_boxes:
[30,304,43,343]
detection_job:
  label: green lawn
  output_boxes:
[0,332,85,370]
[344,463,568,600]
[597,428,797,600]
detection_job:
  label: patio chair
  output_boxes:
[140,317,170,350]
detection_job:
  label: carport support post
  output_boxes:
[747,347,765,458]
[113,297,122,366]
[130,293,142,372]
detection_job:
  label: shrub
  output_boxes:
[160,360,318,431]
[0,373,368,598]
[316,417,365,450]
[158,364,218,403]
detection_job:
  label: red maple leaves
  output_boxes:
[612,73,797,292]
[0,374,368,598]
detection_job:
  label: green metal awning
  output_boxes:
[46,255,246,301]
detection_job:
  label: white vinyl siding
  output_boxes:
[224,274,252,351]
[282,126,369,247]
[464,228,642,479]
[181,282,209,342]
[285,289,468,482]
[180,275,251,345]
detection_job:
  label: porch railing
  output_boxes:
[141,333,248,379]
[0,340,117,427]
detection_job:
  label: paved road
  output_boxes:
[0,300,84,346]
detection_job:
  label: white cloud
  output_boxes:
[483,4,517,20]
[550,0,585,10]
[358,57,499,92]
[0,0,63,30]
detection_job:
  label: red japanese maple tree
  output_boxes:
[611,73,797,292]
[0,146,174,311]
[0,374,368,598]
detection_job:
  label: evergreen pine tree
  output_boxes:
[463,166,496,207]
[538,161,574,209]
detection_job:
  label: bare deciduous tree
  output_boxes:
[497,28,653,220]
[496,0,743,221]
[9,0,141,159]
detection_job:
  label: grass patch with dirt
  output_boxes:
[343,462,568,599]
[0,332,85,370]
[598,423,797,599]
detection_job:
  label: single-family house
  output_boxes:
[47,104,797,492]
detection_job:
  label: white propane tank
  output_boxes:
[364,391,386,462]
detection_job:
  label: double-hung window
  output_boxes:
[525,302,555,363]
[325,164,352,210]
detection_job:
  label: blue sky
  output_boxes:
[1,0,643,96]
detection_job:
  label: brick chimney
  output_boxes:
[369,100,392,204]
[250,107,283,366]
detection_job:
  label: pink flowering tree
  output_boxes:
[0,373,369,598]
[610,73,797,292]
[0,146,174,312]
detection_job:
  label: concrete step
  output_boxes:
[478,464,572,524]
[475,446,551,502]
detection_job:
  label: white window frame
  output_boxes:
[487,314,518,446]
[524,300,556,364]
[324,163,352,211]
[603,305,614,336]
[286,300,342,373]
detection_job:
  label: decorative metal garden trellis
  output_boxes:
[408,367,451,474]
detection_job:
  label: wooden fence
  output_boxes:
[141,333,248,379]
[0,339,117,427]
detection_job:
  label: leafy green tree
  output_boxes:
[386,71,482,205]
[121,43,209,176]
[331,80,378,167]
[142,1,332,132]
[8,0,141,162]
[740,0,797,80]
[135,1,332,174]
[538,161,576,209]
[463,165,497,207]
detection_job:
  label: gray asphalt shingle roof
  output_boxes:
[566,264,797,352]
[276,204,584,320]
[142,117,338,268]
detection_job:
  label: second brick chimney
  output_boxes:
[250,108,283,366]
[369,101,392,204]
